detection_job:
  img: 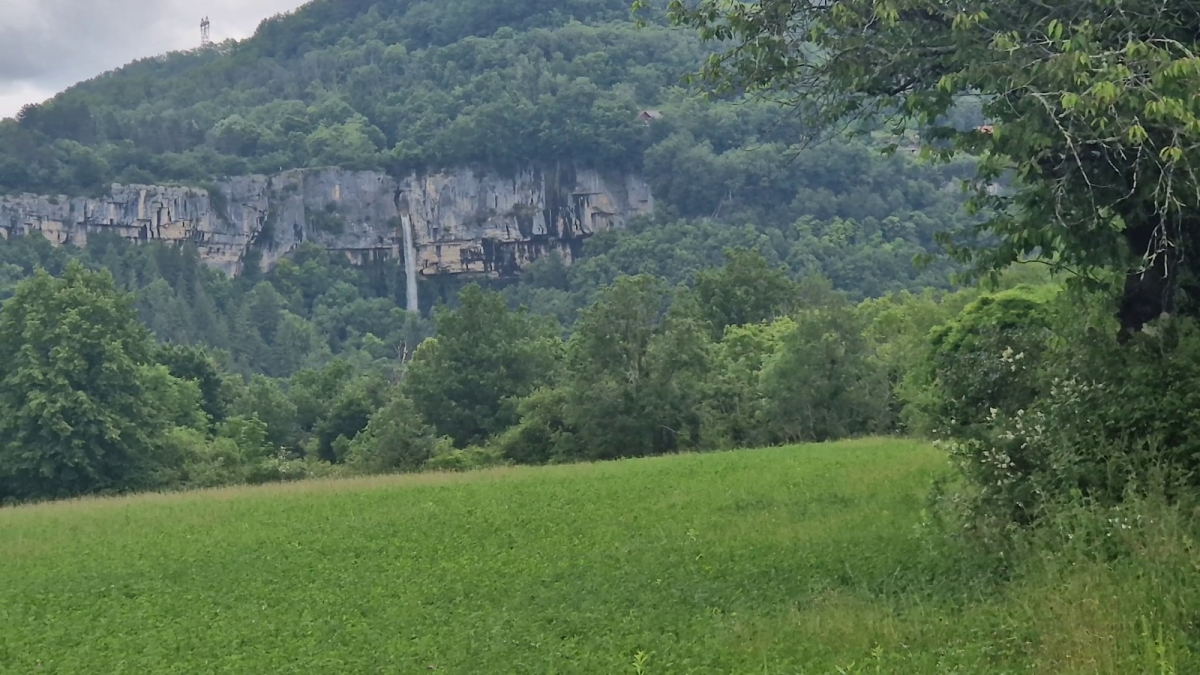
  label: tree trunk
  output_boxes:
[1116,215,1200,340]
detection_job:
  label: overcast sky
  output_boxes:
[0,0,311,120]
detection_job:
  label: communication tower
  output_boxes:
[201,17,212,47]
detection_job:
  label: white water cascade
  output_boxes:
[399,213,420,314]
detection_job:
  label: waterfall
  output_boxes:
[400,213,420,314]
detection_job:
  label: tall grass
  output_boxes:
[0,438,1196,673]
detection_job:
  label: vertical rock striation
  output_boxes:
[0,165,654,283]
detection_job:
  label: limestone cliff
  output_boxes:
[0,165,653,311]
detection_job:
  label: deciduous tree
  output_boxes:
[658,0,1200,336]
[0,262,159,500]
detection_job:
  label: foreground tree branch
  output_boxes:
[648,0,1200,336]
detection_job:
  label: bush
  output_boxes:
[914,285,1058,525]
[981,306,1200,515]
[488,387,578,465]
[424,442,507,472]
[928,285,1200,529]
[344,393,440,474]
[923,285,1058,437]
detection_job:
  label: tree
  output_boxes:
[154,343,230,426]
[311,374,390,463]
[759,301,888,444]
[345,392,441,474]
[0,262,159,501]
[659,0,1200,336]
[403,284,563,447]
[232,376,301,452]
[693,248,799,337]
[701,317,794,448]
[562,275,710,459]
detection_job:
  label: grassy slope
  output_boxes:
[1,439,1196,674]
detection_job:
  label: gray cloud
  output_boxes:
[0,0,308,118]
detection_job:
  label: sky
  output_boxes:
[0,0,311,120]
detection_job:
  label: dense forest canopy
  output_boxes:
[0,0,979,303]
[0,0,997,504]
[1,0,698,191]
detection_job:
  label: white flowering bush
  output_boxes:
[919,286,1057,524]
[930,285,1200,530]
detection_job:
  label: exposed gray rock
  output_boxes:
[0,166,655,301]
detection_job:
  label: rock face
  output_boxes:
[0,164,653,310]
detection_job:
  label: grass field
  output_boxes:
[1,438,1197,674]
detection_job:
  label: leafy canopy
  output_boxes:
[0,261,158,500]
[658,0,1200,332]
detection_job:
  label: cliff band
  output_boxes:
[0,165,653,280]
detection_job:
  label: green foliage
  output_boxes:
[925,285,1059,438]
[0,235,425,380]
[0,0,996,504]
[486,386,578,465]
[692,248,799,337]
[344,392,442,474]
[0,7,692,193]
[310,374,390,463]
[404,284,563,447]
[759,302,890,443]
[140,364,209,432]
[0,262,160,501]
[938,295,1200,527]
[308,203,346,236]
[699,317,793,448]
[423,442,506,472]
[663,0,1200,333]
[910,285,1060,524]
[1,0,971,305]
[153,343,230,426]
[231,375,300,451]
[857,288,978,432]
[559,275,710,459]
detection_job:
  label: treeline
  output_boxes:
[0,234,431,379]
[0,232,988,504]
[7,229,1196,531]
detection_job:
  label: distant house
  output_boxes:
[637,110,664,124]
[976,125,995,135]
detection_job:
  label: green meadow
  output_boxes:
[2,438,1197,674]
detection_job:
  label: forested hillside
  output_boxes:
[0,0,974,301]
[0,0,984,502]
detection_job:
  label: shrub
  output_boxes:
[344,393,440,474]
[928,285,1200,528]
[488,387,579,465]
[424,441,506,472]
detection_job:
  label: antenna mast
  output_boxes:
[200,17,212,47]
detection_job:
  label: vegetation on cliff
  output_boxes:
[0,0,976,302]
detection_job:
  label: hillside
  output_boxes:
[0,0,697,192]
[6,2,1200,673]
[0,1,988,505]
[0,0,973,301]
